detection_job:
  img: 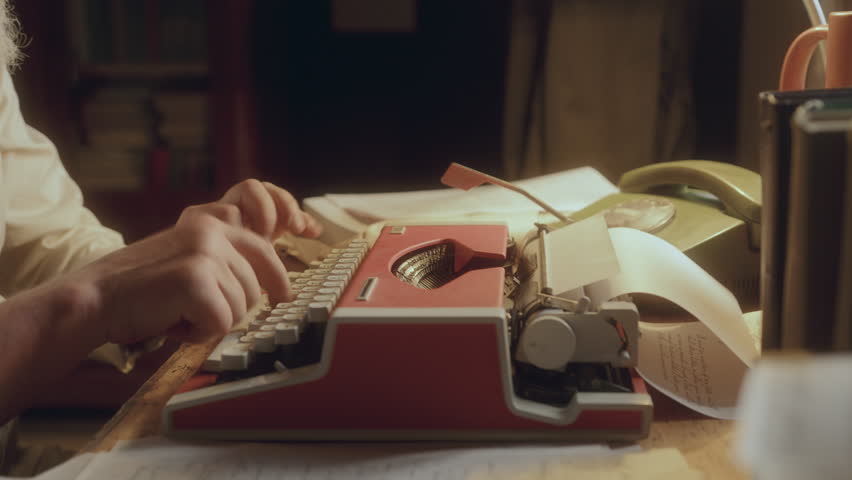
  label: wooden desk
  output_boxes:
[83,338,750,479]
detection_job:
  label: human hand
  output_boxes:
[182,179,322,240]
[69,180,321,345]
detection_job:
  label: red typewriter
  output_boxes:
[162,221,652,441]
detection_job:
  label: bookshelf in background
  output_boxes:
[60,0,258,241]
[68,0,212,194]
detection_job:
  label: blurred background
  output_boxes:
[9,0,839,242]
[7,3,852,467]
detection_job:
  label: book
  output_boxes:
[158,0,208,63]
[153,91,209,148]
[82,100,154,149]
[85,0,113,63]
[836,126,852,351]
[167,147,211,190]
[757,88,852,350]
[66,1,213,193]
[782,99,852,351]
[150,91,210,189]
[75,87,156,190]
[74,147,148,191]
[81,87,154,135]
[71,0,207,65]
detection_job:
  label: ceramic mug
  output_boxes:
[779,11,852,91]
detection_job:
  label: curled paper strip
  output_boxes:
[588,228,758,366]
[587,227,760,419]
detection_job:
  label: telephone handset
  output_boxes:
[572,160,762,308]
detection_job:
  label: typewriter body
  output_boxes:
[163,222,652,441]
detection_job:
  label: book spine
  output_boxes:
[124,0,148,63]
[69,0,212,192]
[757,94,796,351]
[782,102,849,351]
[67,0,90,64]
[148,145,170,190]
[145,0,161,62]
[836,130,852,350]
[86,0,113,63]
[110,0,128,63]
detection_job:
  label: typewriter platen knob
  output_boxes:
[517,314,577,371]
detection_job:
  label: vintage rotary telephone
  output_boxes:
[571,160,762,308]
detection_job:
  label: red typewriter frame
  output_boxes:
[162,224,652,441]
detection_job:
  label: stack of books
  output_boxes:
[67,0,211,192]
[70,0,207,66]
[759,88,852,352]
[75,88,154,191]
[152,92,211,189]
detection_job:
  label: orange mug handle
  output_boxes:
[779,25,828,91]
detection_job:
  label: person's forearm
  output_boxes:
[0,277,105,424]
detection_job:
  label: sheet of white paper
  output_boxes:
[73,438,626,480]
[0,453,97,480]
[638,312,761,419]
[636,321,748,419]
[736,354,852,480]
[587,228,759,368]
[325,167,617,222]
[741,310,763,352]
[544,216,620,296]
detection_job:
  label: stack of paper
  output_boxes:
[302,166,618,245]
[16,437,705,480]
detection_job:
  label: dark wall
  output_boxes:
[691,0,742,162]
[252,1,511,198]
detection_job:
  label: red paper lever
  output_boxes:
[440,162,572,224]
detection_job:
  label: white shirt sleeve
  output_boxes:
[0,70,125,298]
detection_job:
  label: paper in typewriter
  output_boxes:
[586,228,762,419]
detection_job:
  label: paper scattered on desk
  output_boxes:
[1,453,96,480]
[736,354,852,480]
[325,166,617,222]
[468,447,705,480]
[637,322,748,419]
[71,438,628,480]
[16,438,706,480]
[637,312,760,419]
[304,166,617,244]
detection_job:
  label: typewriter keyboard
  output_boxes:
[202,238,370,375]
